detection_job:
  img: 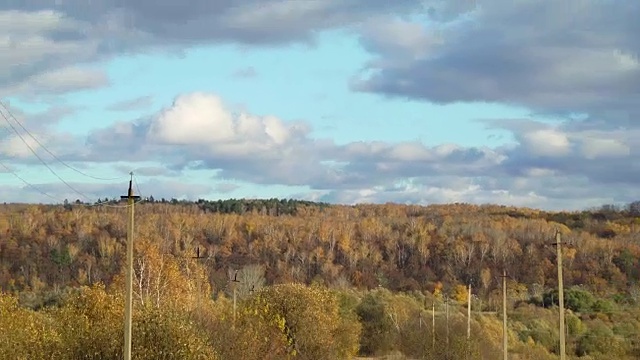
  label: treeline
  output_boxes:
[195,198,329,215]
[1,201,640,358]
[86,197,328,216]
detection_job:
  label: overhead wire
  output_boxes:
[0,100,125,181]
[0,107,95,203]
[0,100,139,209]
[0,159,135,208]
[0,160,61,202]
[131,172,143,198]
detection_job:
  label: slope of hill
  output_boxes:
[0,199,639,359]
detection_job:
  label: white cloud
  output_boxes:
[524,168,556,177]
[580,137,630,159]
[521,129,571,157]
[0,10,77,34]
[355,0,640,124]
[0,134,40,158]
[359,17,444,63]
[74,91,640,210]
[388,142,431,161]
[2,1,640,211]
[149,93,236,144]
[434,143,460,157]
[6,66,109,96]
[147,93,305,157]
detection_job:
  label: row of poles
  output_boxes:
[500,230,566,360]
[417,233,566,360]
[119,175,567,360]
[120,174,245,360]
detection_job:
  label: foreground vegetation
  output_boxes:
[1,199,640,359]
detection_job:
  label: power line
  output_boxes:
[0,160,61,202]
[132,173,144,200]
[0,159,135,209]
[0,106,95,202]
[0,161,139,209]
[120,172,140,360]
[0,100,140,208]
[0,100,125,181]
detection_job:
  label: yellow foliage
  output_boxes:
[0,293,62,359]
[433,281,444,300]
[43,284,218,360]
[453,284,469,304]
[245,283,361,360]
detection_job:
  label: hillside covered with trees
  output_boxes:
[1,199,640,359]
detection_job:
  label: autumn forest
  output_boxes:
[1,198,640,359]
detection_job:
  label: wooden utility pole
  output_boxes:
[553,231,566,360]
[120,173,140,360]
[502,269,508,360]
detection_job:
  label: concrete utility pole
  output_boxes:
[502,269,508,360]
[467,284,471,339]
[445,296,450,360]
[192,247,205,319]
[432,302,435,353]
[553,231,566,360]
[120,172,140,360]
[466,284,472,360]
[231,269,240,327]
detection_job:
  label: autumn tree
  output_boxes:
[246,283,360,360]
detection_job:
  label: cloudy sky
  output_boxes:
[0,0,638,210]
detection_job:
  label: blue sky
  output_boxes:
[0,0,639,210]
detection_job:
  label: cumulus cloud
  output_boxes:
[580,138,630,160]
[1,89,639,209]
[355,0,640,125]
[0,102,80,164]
[3,1,640,210]
[69,92,640,209]
[520,129,572,157]
[84,92,331,186]
[0,0,425,97]
[346,0,640,205]
[3,66,109,97]
[147,92,309,153]
[0,9,129,97]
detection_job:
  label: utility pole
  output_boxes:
[502,269,508,360]
[467,284,471,339]
[467,284,472,360]
[445,296,450,360]
[552,231,566,360]
[120,172,140,360]
[432,302,435,355]
[231,269,240,327]
[192,247,205,319]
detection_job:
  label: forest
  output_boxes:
[1,198,640,359]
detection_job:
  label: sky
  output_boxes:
[0,0,639,211]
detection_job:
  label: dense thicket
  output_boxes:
[1,200,639,359]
